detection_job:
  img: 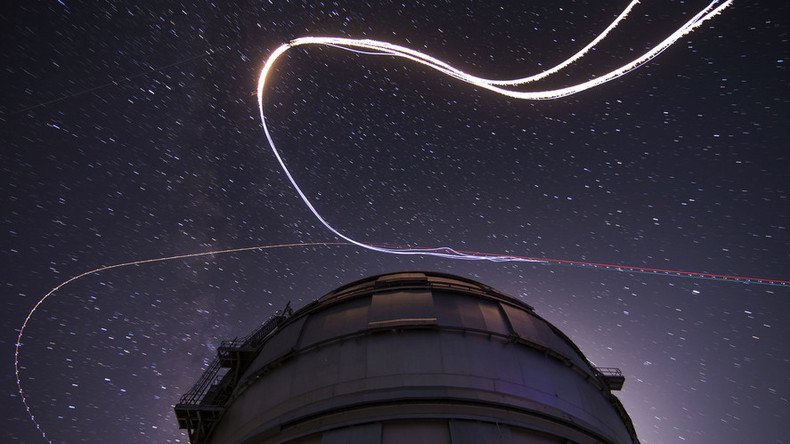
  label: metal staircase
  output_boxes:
[174,303,292,443]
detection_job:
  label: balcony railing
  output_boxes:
[595,367,625,390]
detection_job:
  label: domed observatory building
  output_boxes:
[175,272,638,443]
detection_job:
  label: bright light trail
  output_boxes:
[255,0,788,287]
[258,1,733,101]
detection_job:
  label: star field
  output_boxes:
[2,1,788,443]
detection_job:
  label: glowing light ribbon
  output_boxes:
[256,1,735,261]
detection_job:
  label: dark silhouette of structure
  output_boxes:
[175,272,638,443]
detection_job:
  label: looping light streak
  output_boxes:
[255,0,788,289]
[258,1,733,102]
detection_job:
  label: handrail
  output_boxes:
[177,358,223,405]
[595,367,623,377]
[176,302,292,408]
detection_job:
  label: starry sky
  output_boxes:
[2,1,788,443]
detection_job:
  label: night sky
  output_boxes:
[2,1,789,443]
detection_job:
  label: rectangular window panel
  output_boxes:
[369,290,435,325]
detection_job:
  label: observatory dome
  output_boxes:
[176,271,638,443]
